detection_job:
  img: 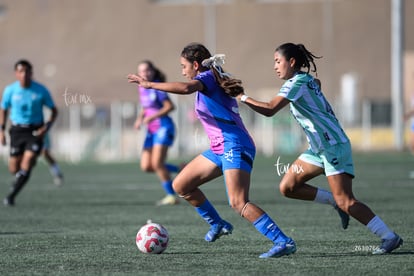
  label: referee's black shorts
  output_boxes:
[9,124,43,156]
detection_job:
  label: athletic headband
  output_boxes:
[202,54,231,78]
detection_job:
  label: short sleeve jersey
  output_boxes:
[277,72,349,153]
[1,80,55,125]
[138,85,174,133]
[194,70,255,154]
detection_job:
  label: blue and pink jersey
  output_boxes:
[138,85,174,134]
[194,70,255,154]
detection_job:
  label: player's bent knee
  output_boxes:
[279,178,300,197]
[337,203,349,214]
[279,182,292,197]
[172,182,179,193]
[140,165,153,173]
[151,162,164,172]
[335,198,353,214]
[228,199,248,215]
[172,182,190,197]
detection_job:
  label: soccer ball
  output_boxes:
[136,222,169,254]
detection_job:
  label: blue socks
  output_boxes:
[165,163,179,173]
[196,201,290,245]
[161,180,175,195]
[195,200,222,225]
[253,213,289,244]
[366,215,396,240]
[196,202,289,245]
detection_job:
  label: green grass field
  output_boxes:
[0,152,413,275]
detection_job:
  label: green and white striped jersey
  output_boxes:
[278,72,349,153]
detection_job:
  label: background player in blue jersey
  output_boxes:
[134,60,180,206]
[128,43,296,258]
[0,60,58,206]
[239,42,402,255]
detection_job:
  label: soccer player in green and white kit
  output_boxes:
[239,42,402,255]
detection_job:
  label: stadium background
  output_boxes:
[0,0,413,162]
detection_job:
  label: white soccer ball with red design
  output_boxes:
[136,222,169,254]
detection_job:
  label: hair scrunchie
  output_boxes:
[202,54,231,78]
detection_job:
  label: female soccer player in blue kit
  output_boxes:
[128,43,295,258]
[134,60,180,206]
[239,42,403,255]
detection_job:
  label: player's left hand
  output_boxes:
[33,126,48,137]
[127,74,141,83]
[127,74,151,88]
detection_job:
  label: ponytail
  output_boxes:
[276,43,322,75]
[181,43,244,97]
[202,54,244,97]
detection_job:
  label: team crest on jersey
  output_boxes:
[12,94,23,101]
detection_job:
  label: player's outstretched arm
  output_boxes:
[127,74,202,95]
[238,94,290,117]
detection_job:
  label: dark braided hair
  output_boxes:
[181,42,244,97]
[275,43,322,75]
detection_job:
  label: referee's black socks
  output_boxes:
[6,169,31,204]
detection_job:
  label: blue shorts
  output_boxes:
[202,143,255,173]
[299,142,355,178]
[143,125,175,149]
